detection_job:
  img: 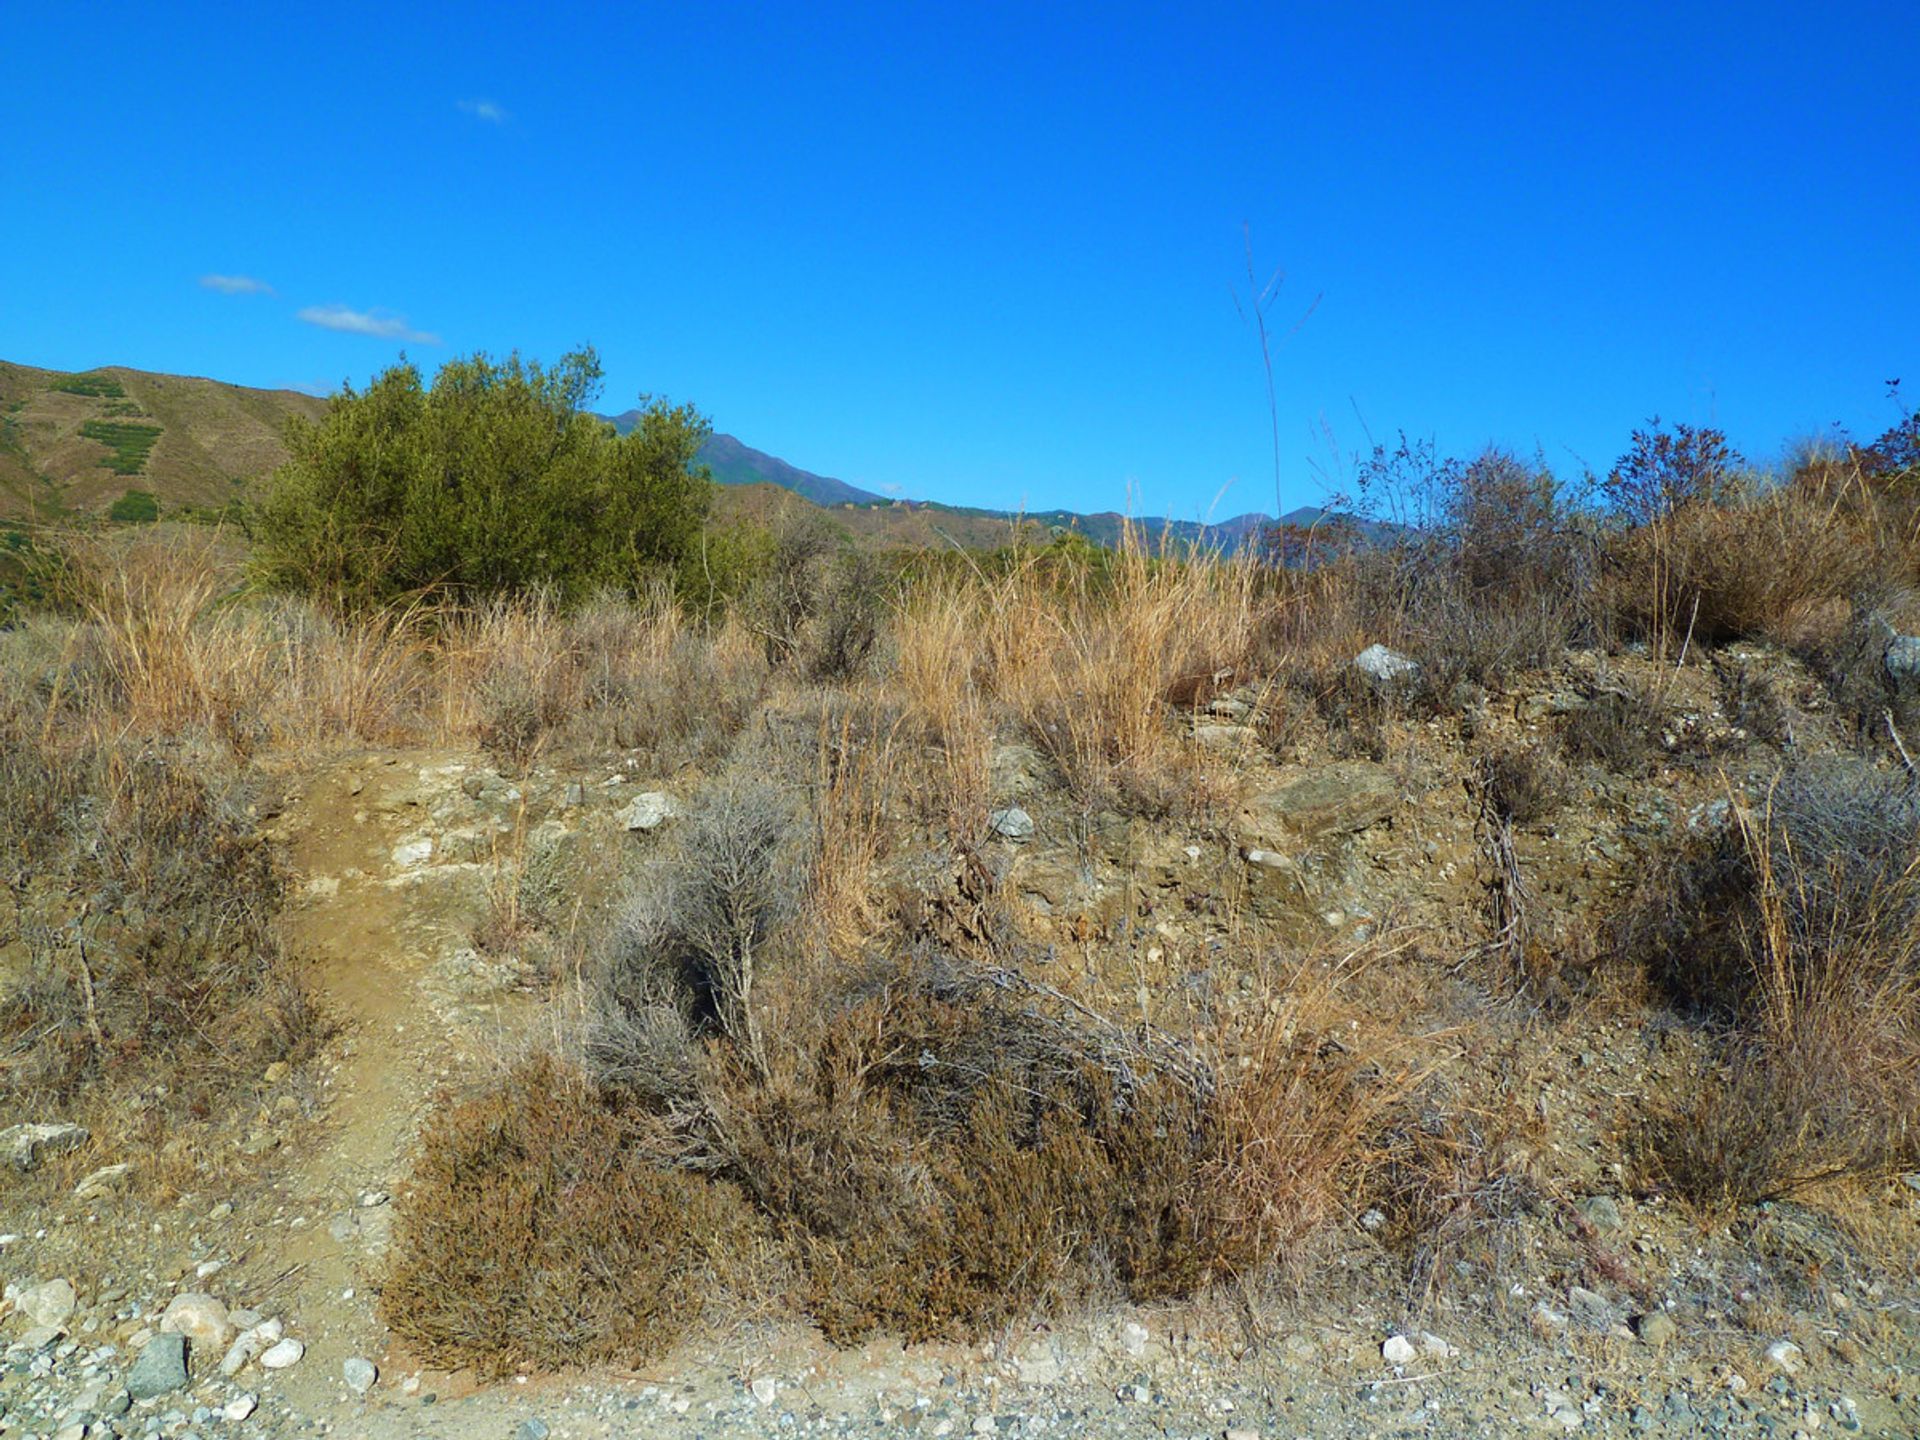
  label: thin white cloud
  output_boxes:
[296,305,441,345]
[457,98,508,124]
[200,273,274,295]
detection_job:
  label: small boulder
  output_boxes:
[1578,1194,1624,1232]
[259,1336,305,1370]
[1354,644,1421,685]
[219,1318,283,1376]
[0,1122,88,1172]
[619,792,682,831]
[343,1356,378,1394]
[160,1292,235,1352]
[127,1332,190,1400]
[19,1277,77,1328]
[225,1394,258,1421]
[1381,1333,1417,1366]
[988,806,1035,840]
[1192,724,1260,752]
[1765,1339,1804,1375]
[1236,763,1398,849]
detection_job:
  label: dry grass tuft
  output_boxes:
[1624,762,1920,1211]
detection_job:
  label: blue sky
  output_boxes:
[2,1,1914,519]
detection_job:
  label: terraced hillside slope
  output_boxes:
[0,360,328,522]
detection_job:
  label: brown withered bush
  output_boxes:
[490,772,1409,1361]
[380,1056,762,1376]
[1601,487,1887,650]
[1622,762,1920,1210]
[1559,684,1664,776]
[0,717,322,1166]
[1474,742,1566,825]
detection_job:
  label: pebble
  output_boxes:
[343,1356,378,1394]
[225,1394,258,1421]
[1381,1334,1417,1366]
[259,1337,306,1370]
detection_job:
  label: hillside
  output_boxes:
[3,357,1339,553]
[0,359,326,522]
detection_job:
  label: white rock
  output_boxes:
[749,1375,780,1406]
[20,1278,77,1328]
[1016,1345,1061,1385]
[619,792,682,831]
[391,835,434,868]
[988,806,1035,840]
[1119,1320,1150,1358]
[1381,1333,1417,1366]
[1420,1331,1457,1359]
[225,1393,258,1421]
[0,1122,88,1172]
[1766,1340,1805,1375]
[159,1292,235,1352]
[1354,644,1421,684]
[259,1337,305,1370]
[343,1356,378,1394]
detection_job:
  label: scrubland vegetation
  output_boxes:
[5,351,1920,1378]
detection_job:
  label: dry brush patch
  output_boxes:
[0,714,324,1188]
[1621,761,1920,1213]
[386,758,1427,1371]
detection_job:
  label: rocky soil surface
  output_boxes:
[7,644,1920,1438]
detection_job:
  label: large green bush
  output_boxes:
[252,348,712,609]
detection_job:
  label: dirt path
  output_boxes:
[259,748,538,1415]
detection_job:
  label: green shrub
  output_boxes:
[79,421,161,475]
[107,488,160,524]
[252,348,712,610]
[50,373,125,398]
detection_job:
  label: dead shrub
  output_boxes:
[1474,742,1565,825]
[381,1056,761,1376]
[0,722,323,1163]
[983,531,1258,816]
[1559,685,1663,775]
[573,802,1407,1348]
[1369,1095,1546,1309]
[597,776,806,1078]
[1620,761,1920,1209]
[1601,489,1886,651]
[1711,654,1792,745]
